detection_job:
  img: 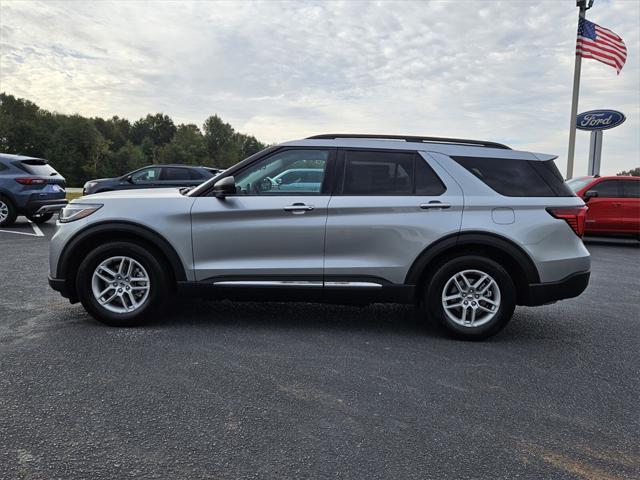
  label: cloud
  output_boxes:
[1,0,638,174]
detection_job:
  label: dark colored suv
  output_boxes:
[0,153,67,227]
[83,164,222,195]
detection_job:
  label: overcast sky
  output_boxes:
[1,0,638,175]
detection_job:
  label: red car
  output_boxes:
[567,175,640,238]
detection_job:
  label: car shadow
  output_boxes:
[583,236,639,248]
[140,298,567,343]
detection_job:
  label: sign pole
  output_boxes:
[566,1,588,180]
[587,130,603,176]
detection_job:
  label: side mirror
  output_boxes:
[212,176,237,199]
[125,174,134,184]
[583,190,598,201]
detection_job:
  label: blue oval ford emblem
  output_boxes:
[576,110,626,131]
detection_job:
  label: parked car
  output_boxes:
[49,134,591,340]
[0,153,67,227]
[567,175,640,238]
[83,164,222,195]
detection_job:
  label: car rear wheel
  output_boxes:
[0,197,17,227]
[425,255,516,340]
[76,241,171,326]
[26,212,54,224]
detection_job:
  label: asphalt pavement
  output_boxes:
[1,218,639,480]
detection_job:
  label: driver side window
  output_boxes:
[234,149,329,195]
[131,167,161,183]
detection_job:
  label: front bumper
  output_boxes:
[48,276,78,303]
[521,271,590,306]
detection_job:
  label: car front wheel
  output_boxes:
[425,256,516,340]
[76,241,170,326]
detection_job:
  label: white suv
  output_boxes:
[48,134,590,339]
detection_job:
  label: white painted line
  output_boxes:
[0,219,45,237]
[27,219,45,237]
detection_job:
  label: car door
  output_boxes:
[619,179,640,233]
[190,148,335,283]
[159,167,199,188]
[584,179,621,233]
[324,149,463,286]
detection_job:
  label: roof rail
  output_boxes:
[306,134,511,150]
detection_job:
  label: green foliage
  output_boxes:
[0,93,267,186]
[617,167,640,176]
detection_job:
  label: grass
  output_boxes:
[66,191,83,201]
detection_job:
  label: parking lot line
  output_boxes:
[0,219,45,237]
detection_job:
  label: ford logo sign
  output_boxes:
[576,110,626,131]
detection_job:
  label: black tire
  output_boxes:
[424,255,516,340]
[26,212,54,224]
[76,241,171,327]
[0,196,18,227]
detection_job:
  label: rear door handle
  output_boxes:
[284,203,314,213]
[420,201,451,210]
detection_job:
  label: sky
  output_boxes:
[1,0,638,176]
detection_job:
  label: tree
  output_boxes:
[44,115,108,186]
[130,113,177,146]
[617,167,640,176]
[157,124,209,166]
[0,93,265,185]
[203,114,235,164]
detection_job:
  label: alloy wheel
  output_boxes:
[91,256,151,314]
[441,269,501,327]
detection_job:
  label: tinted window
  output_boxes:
[342,151,414,195]
[188,169,204,180]
[131,167,161,183]
[15,159,59,177]
[590,180,620,198]
[567,177,593,192]
[452,157,573,197]
[161,167,191,181]
[620,180,639,198]
[415,157,446,195]
[0,161,7,172]
[234,149,328,195]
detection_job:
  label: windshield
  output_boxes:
[566,177,593,192]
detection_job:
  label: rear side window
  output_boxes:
[189,169,204,180]
[162,167,191,181]
[0,161,7,172]
[620,180,640,198]
[451,156,573,197]
[341,150,445,196]
[15,159,59,177]
[589,180,620,198]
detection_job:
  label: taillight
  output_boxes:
[15,177,46,185]
[546,206,588,237]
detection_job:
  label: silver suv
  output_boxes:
[48,135,591,339]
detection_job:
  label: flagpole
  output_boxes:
[566,1,589,180]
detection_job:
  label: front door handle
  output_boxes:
[284,203,314,213]
[420,201,451,210]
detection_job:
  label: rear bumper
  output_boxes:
[521,271,590,306]
[23,198,67,215]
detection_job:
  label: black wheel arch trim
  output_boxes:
[56,221,187,283]
[405,231,540,286]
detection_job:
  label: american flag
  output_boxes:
[576,17,627,74]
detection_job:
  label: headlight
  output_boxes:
[85,181,97,189]
[59,203,103,223]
